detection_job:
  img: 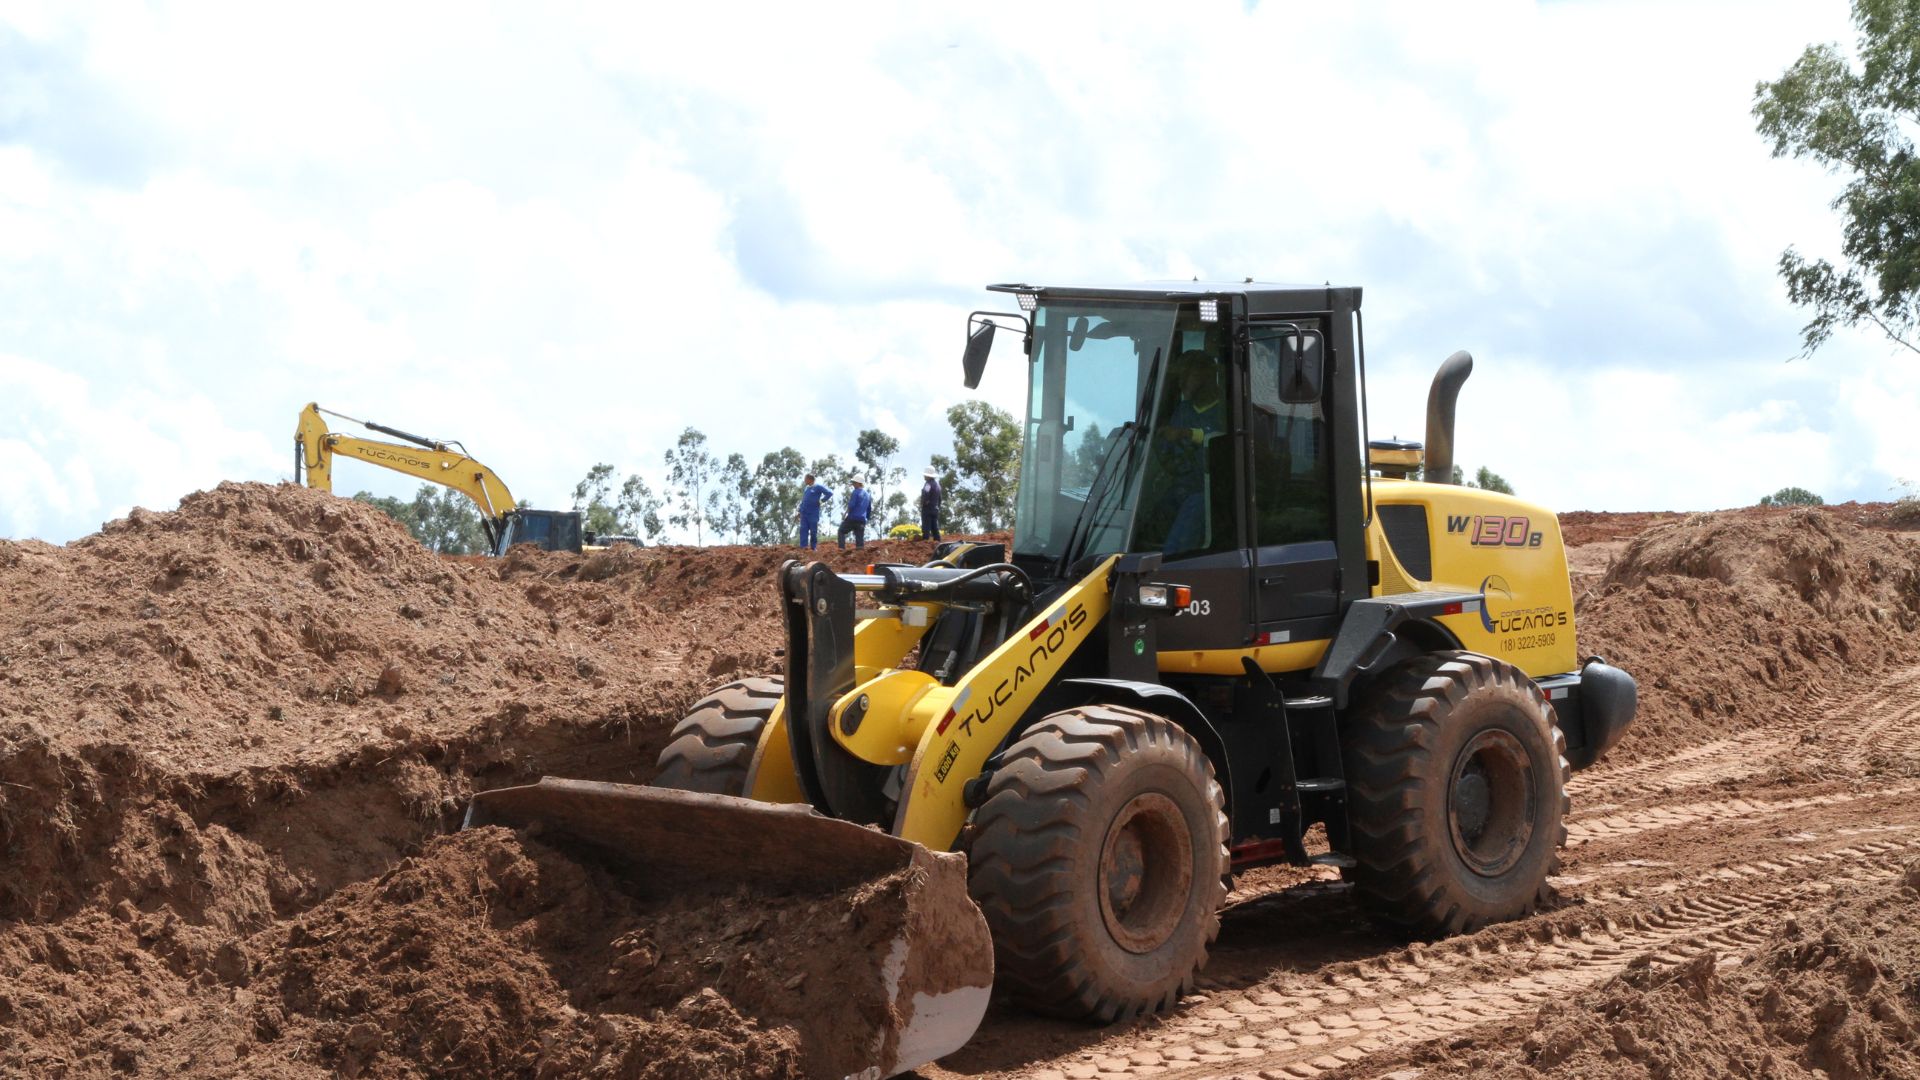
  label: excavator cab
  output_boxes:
[493,508,584,556]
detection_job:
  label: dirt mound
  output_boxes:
[1558,510,1685,547]
[494,530,1010,616]
[1392,861,1920,1079]
[0,481,714,774]
[1578,508,1920,764]
[0,483,1010,1077]
[215,825,940,1079]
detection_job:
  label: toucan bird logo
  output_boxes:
[1478,574,1513,634]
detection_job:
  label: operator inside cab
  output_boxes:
[1247,329,1332,547]
[1134,333,1333,560]
[1140,349,1228,556]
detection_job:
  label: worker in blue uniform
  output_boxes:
[918,466,943,542]
[837,477,873,549]
[796,473,833,550]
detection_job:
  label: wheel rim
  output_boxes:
[1097,792,1194,954]
[1448,728,1536,877]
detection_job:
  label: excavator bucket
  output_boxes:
[464,778,992,1077]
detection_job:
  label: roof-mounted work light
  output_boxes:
[1016,292,1037,312]
[1198,298,1220,322]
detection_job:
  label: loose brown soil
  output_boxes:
[1383,860,1920,1079]
[6,488,1920,1079]
[0,483,961,1078]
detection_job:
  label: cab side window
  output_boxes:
[1248,328,1332,546]
[1136,347,1236,558]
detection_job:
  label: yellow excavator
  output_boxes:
[295,403,586,555]
[465,281,1638,1075]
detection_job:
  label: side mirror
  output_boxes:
[1278,334,1324,404]
[962,319,994,389]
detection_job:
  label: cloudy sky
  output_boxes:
[3,0,1911,544]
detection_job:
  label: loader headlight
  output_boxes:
[1017,292,1037,312]
[1137,584,1192,609]
[1198,298,1220,322]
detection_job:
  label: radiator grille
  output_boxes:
[1377,504,1432,582]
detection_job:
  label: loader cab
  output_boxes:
[995,283,1369,667]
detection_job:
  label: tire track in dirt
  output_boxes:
[1569,664,1920,803]
[1564,784,1920,847]
[994,672,1920,1079]
[1567,731,1778,803]
[1224,670,1920,913]
[1014,836,1920,1079]
[1828,675,1920,770]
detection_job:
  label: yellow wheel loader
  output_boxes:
[467,282,1638,1074]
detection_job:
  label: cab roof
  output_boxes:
[987,280,1362,317]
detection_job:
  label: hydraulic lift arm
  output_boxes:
[294,402,518,545]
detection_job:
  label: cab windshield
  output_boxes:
[1013,299,1225,565]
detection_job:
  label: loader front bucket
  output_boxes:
[465,778,992,1077]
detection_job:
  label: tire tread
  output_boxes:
[653,676,783,795]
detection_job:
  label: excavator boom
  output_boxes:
[295,402,554,554]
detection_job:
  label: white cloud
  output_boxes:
[0,354,280,539]
[0,0,1908,543]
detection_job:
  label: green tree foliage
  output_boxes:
[1412,463,1513,494]
[854,428,901,484]
[618,475,665,541]
[746,447,807,544]
[571,463,664,541]
[1759,485,1825,507]
[938,400,1022,532]
[705,453,751,543]
[664,427,717,544]
[860,424,910,511]
[1472,466,1515,494]
[354,485,486,554]
[568,411,1015,546]
[571,463,622,537]
[808,452,858,496]
[1064,422,1110,489]
[1755,0,1920,357]
[353,491,415,530]
[881,490,912,528]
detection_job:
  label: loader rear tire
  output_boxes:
[1342,651,1569,939]
[965,705,1229,1023]
[653,675,783,796]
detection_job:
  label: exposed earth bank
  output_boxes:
[3,483,1919,1078]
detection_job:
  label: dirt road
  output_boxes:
[929,668,1920,1077]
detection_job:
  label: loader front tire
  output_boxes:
[652,675,783,796]
[1342,651,1569,939]
[966,705,1229,1023]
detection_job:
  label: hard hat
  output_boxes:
[924,466,937,477]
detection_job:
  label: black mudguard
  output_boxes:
[1568,657,1637,770]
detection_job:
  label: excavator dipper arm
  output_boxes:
[294,402,518,548]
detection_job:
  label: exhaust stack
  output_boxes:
[1423,351,1473,485]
